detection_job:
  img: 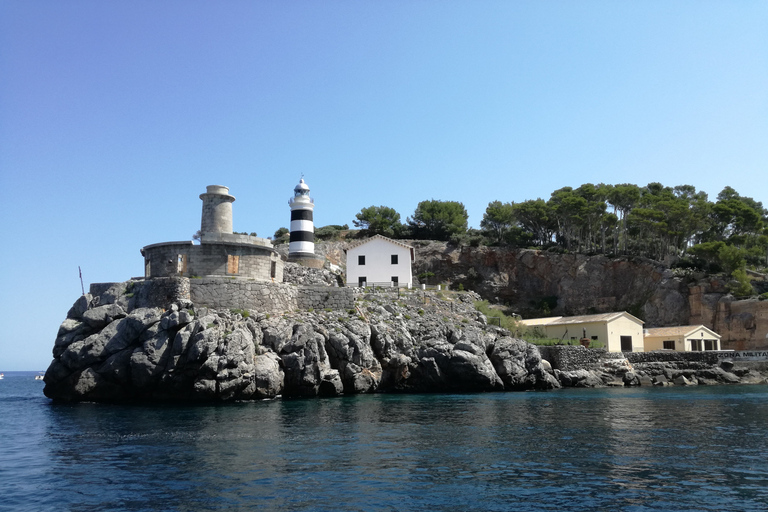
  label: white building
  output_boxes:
[346,235,415,287]
[520,311,645,353]
[643,325,722,352]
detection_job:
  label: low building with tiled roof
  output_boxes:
[520,311,644,352]
[643,325,721,352]
[345,235,415,287]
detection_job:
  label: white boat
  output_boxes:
[35,373,44,381]
[0,373,4,380]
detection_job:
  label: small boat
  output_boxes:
[0,373,4,380]
[35,373,44,381]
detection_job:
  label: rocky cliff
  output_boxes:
[43,283,561,402]
[313,240,764,350]
[44,273,767,402]
[410,242,768,350]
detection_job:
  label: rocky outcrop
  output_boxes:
[407,242,767,350]
[276,241,767,350]
[282,262,343,287]
[43,284,560,402]
[539,345,768,388]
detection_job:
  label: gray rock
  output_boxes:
[81,304,127,330]
[555,369,605,388]
[66,294,92,320]
[673,375,694,386]
[251,352,284,398]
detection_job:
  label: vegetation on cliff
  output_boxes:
[335,182,767,296]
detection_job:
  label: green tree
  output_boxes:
[607,183,642,254]
[407,200,468,241]
[717,244,747,275]
[729,268,755,297]
[480,201,515,244]
[548,187,590,251]
[314,224,349,241]
[510,199,555,246]
[353,205,402,237]
[272,227,289,245]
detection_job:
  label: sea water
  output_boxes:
[1,372,767,511]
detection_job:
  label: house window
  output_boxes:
[227,254,239,274]
[704,339,714,351]
[663,340,675,350]
[358,255,365,265]
[620,336,633,352]
[270,261,276,279]
[391,254,398,264]
[690,339,701,351]
[591,336,598,340]
[358,276,367,287]
[391,276,398,286]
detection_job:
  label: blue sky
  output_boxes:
[1,1,766,371]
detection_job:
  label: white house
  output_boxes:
[643,325,722,352]
[519,311,645,353]
[345,235,415,287]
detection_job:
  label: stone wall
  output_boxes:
[538,345,623,371]
[538,344,765,372]
[297,286,354,311]
[625,350,722,365]
[90,277,190,310]
[188,278,354,313]
[189,278,298,314]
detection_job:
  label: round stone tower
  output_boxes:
[200,185,235,234]
[288,178,324,268]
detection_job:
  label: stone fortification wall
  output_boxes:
[90,278,190,311]
[189,278,354,313]
[297,286,354,311]
[89,277,352,314]
[141,242,283,282]
[201,232,272,247]
[189,278,298,314]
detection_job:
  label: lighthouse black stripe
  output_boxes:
[291,210,313,221]
[290,231,314,242]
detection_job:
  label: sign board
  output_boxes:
[715,351,768,361]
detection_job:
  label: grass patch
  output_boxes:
[474,300,523,334]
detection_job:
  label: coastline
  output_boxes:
[42,278,768,403]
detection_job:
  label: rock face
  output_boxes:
[44,284,560,402]
[407,242,768,350]
[282,262,343,287]
[278,241,767,350]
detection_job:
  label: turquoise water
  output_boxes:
[2,372,768,511]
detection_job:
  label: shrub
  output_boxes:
[729,268,754,297]
[474,300,523,335]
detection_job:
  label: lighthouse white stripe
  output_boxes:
[289,241,314,253]
[290,220,314,232]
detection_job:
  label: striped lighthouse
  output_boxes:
[287,178,325,268]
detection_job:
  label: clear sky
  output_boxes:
[1,1,766,371]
